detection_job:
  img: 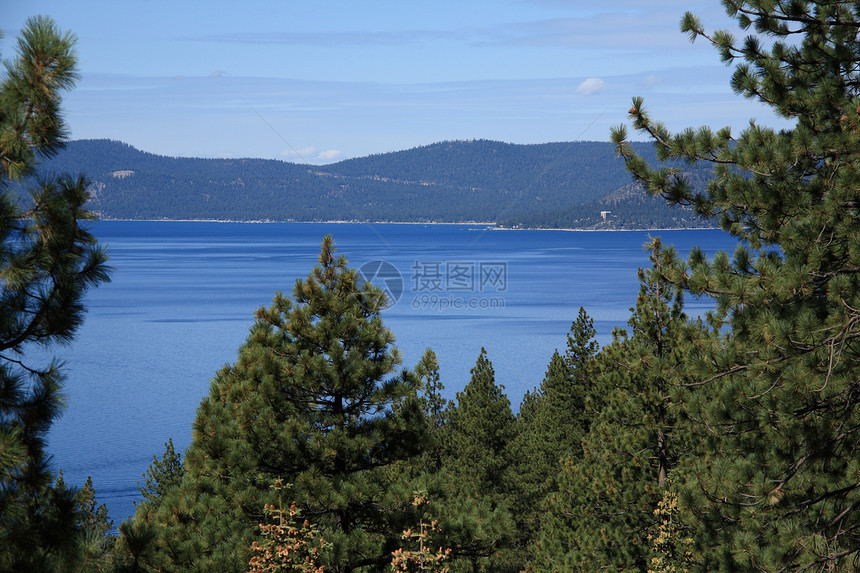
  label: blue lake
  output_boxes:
[46,221,739,526]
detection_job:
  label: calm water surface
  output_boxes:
[47,221,739,525]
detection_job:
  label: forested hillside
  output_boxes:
[500,183,714,229]
[41,139,714,228]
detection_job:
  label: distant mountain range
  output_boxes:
[38,139,716,229]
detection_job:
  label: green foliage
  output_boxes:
[0,469,114,572]
[113,519,157,573]
[534,240,711,572]
[415,349,449,435]
[511,307,600,556]
[413,349,452,472]
[437,348,518,572]
[612,1,860,570]
[130,236,428,572]
[0,17,77,178]
[137,438,183,505]
[0,15,111,573]
[443,349,514,504]
[384,348,518,573]
[565,306,600,378]
[62,471,116,568]
[76,474,114,538]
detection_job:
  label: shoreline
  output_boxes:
[97,218,719,233]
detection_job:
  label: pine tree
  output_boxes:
[0,16,111,572]
[438,348,518,573]
[534,240,709,572]
[413,349,451,472]
[113,520,157,573]
[443,348,514,504]
[130,236,427,572]
[76,475,113,538]
[611,2,860,570]
[511,308,600,554]
[514,351,571,502]
[415,349,449,436]
[519,307,600,476]
[383,348,517,573]
[564,307,600,395]
[137,438,183,505]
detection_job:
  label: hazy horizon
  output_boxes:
[4,1,795,164]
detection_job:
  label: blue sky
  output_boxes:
[3,1,793,163]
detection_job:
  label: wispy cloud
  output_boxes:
[577,78,605,95]
[66,68,792,161]
[179,29,466,47]
[276,147,341,164]
[177,9,691,53]
[483,13,690,50]
[280,147,317,160]
[520,0,701,8]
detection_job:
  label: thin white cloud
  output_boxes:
[317,150,342,160]
[66,70,793,161]
[176,6,711,53]
[181,30,465,47]
[280,147,316,160]
[577,78,605,95]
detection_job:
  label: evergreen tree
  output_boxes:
[443,348,514,505]
[414,349,449,436]
[519,307,600,470]
[514,351,570,502]
[384,348,516,573]
[413,349,451,472]
[129,236,426,572]
[137,438,183,505]
[511,308,600,553]
[611,1,860,569]
[534,240,709,572]
[76,475,113,538]
[0,16,111,572]
[438,348,518,572]
[112,520,157,573]
[53,471,115,569]
[564,307,601,391]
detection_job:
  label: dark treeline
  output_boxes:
[500,162,719,230]
[499,182,714,230]
[40,138,714,229]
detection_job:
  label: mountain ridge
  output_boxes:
[38,139,715,229]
